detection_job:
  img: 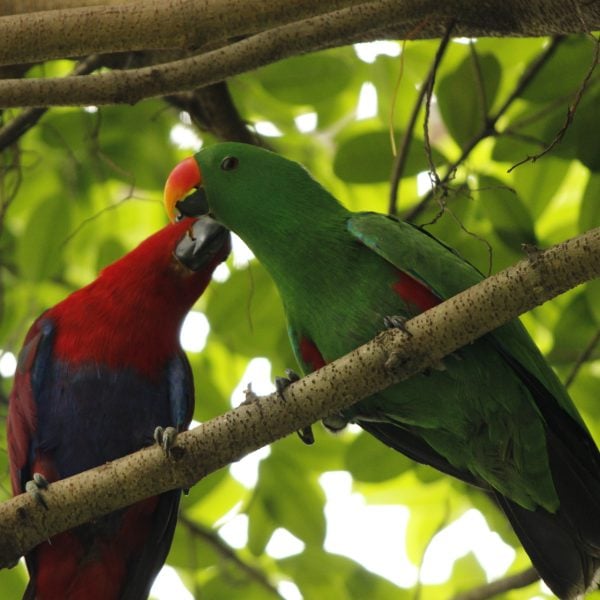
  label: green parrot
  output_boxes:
[164,143,600,599]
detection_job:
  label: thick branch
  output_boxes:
[0,226,598,567]
[0,0,412,108]
[0,0,370,67]
[1,0,599,69]
[2,1,600,108]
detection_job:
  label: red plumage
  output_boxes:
[7,218,230,599]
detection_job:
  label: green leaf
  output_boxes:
[0,564,27,599]
[249,448,326,549]
[95,236,127,271]
[477,175,537,251]
[257,51,354,105]
[437,51,501,148]
[511,157,570,219]
[586,279,600,324]
[520,37,597,103]
[205,262,294,374]
[16,192,73,281]
[550,292,600,364]
[333,127,445,184]
[346,431,413,482]
[579,172,600,232]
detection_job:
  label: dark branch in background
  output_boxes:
[404,36,564,223]
[565,326,600,388]
[0,55,103,152]
[452,567,539,600]
[179,515,282,597]
[422,21,455,190]
[166,82,263,146]
[508,33,600,172]
[388,29,452,215]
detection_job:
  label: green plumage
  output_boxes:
[183,142,600,599]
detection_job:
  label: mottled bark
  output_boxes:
[0,225,598,569]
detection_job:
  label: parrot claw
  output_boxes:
[154,426,179,459]
[25,473,49,510]
[383,315,413,337]
[297,426,315,445]
[275,370,314,445]
[275,368,301,399]
[522,242,541,258]
[241,382,259,406]
[323,413,349,432]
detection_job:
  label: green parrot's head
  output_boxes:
[164,142,318,234]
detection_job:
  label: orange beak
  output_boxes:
[163,157,202,222]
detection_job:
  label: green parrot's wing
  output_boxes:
[347,211,588,429]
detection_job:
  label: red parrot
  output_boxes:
[7,217,230,600]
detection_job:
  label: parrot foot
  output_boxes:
[383,315,413,337]
[275,368,301,398]
[25,473,49,510]
[275,370,315,445]
[323,413,349,432]
[522,242,541,258]
[241,382,259,405]
[154,426,180,459]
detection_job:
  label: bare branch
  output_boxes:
[179,515,282,597]
[166,82,262,145]
[0,55,103,151]
[0,1,410,108]
[565,326,600,388]
[453,567,539,600]
[0,0,373,67]
[0,225,598,567]
[508,33,600,173]
[388,32,451,215]
[404,37,564,223]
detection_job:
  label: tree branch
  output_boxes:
[453,567,539,600]
[0,226,598,568]
[1,0,599,69]
[0,0,374,67]
[404,36,564,223]
[179,515,282,597]
[2,1,600,109]
[0,54,103,151]
[0,0,418,108]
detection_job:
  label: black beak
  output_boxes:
[175,217,231,271]
[176,187,209,219]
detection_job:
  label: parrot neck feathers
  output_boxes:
[49,220,213,376]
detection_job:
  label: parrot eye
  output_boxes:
[220,156,239,171]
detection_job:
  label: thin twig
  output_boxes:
[565,326,600,388]
[508,34,600,173]
[452,567,539,600]
[388,30,452,215]
[405,37,564,223]
[179,514,282,597]
[422,21,455,190]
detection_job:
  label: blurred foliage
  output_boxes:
[1,34,600,600]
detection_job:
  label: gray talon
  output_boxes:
[274,370,314,445]
[154,426,178,458]
[241,383,259,406]
[25,473,49,509]
[298,426,315,445]
[384,315,413,337]
[275,369,301,400]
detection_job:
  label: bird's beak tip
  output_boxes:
[164,157,202,222]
